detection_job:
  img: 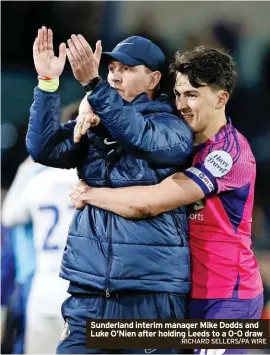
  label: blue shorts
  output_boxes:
[56,292,187,354]
[189,293,264,355]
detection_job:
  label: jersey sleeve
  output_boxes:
[184,139,255,195]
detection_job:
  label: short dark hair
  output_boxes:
[170,45,237,95]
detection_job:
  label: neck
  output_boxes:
[195,112,227,145]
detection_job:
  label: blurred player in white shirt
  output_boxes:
[4,162,78,353]
[2,102,81,354]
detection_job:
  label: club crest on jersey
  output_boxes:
[204,150,233,177]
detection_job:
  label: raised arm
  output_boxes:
[26,26,87,169]
[70,173,205,219]
[27,89,88,169]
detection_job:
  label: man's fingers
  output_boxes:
[70,195,85,209]
[81,119,91,135]
[66,47,78,70]
[74,132,82,143]
[74,128,82,143]
[75,201,86,210]
[77,112,100,136]
[38,28,43,52]
[70,183,86,197]
[82,114,100,133]
[59,43,67,65]
[94,40,102,64]
[74,118,84,143]
[70,189,81,200]
[78,34,94,58]
[69,192,75,200]
[67,38,82,64]
[70,195,75,207]
[42,26,48,50]
[71,34,88,61]
[91,114,100,126]
[47,28,54,53]
[33,38,39,56]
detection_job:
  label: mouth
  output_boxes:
[181,114,193,122]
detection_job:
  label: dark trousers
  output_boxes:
[56,292,187,354]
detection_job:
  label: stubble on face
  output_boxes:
[107,62,152,102]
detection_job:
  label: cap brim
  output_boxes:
[101,52,144,67]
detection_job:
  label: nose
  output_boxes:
[110,69,122,85]
[175,97,187,111]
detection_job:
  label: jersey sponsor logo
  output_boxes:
[188,212,204,221]
[189,200,204,220]
[186,167,215,192]
[204,150,233,177]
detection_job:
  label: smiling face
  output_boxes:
[107,61,161,102]
[174,72,228,133]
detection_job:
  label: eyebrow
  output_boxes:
[173,88,199,95]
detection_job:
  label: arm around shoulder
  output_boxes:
[80,172,205,219]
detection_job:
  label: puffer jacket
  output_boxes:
[26,79,193,296]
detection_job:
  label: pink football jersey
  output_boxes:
[184,119,263,299]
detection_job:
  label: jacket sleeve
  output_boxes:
[26,87,88,169]
[88,80,193,166]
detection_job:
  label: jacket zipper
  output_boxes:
[104,149,115,297]
[105,213,113,298]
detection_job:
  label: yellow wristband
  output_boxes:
[86,90,93,96]
[38,78,59,92]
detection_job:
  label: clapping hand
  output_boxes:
[66,34,102,85]
[33,26,66,78]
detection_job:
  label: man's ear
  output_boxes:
[216,90,229,109]
[149,71,162,90]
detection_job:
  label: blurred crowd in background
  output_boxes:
[1,1,270,353]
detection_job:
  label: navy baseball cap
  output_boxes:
[102,36,165,72]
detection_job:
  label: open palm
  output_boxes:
[33,26,66,78]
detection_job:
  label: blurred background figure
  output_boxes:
[1,1,269,353]
[1,224,16,353]
[1,160,39,354]
[1,102,79,354]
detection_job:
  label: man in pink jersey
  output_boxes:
[69,46,264,354]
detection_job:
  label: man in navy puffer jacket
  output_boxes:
[27,26,193,354]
